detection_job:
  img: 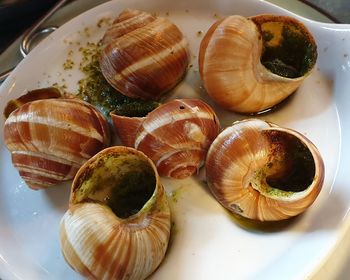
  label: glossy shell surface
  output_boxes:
[60,146,171,280]
[206,119,324,222]
[3,98,110,189]
[111,99,220,179]
[100,9,189,100]
[198,14,317,113]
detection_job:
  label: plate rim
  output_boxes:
[1,0,350,279]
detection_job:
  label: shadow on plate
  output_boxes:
[191,172,347,234]
[44,181,71,212]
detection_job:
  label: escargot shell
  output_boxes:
[206,119,324,222]
[111,99,220,179]
[60,146,171,280]
[100,9,189,100]
[4,98,110,189]
[3,87,62,119]
[199,14,317,113]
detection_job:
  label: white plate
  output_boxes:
[1,0,350,279]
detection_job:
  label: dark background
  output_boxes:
[0,0,350,57]
[302,0,350,23]
[0,0,58,53]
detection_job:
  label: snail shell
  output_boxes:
[3,87,62,119]
[199,15,317,113]
[60,146,171,280]
[4,98,110,189]
[206,119,324,222]
[100,9,189,100]
[111,99,220,179]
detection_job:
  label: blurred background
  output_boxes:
[0,0,58,53]
[0,0,349,54]
[302,0,350,23]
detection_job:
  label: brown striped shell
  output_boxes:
[3,98,110,189]
[3,87,62,119]
[111,99,220,179]
[198,15,317,113]
[206,119,324,222]
[100,9,189,100]
[60,146,171,280]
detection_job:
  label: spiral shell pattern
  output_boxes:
[60,146,171,280]
[206,119,324,222]
[199,15,317,113]
[4,98,110,189]
[100,9,189,100]
[111,99,220,179]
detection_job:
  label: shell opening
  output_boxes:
[4,87,61,119]
[73,152,156,219]
[253,17,317,78]
[111,101,160,117]
[252,130,316,196]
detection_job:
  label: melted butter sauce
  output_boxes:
[77,42,159,117]
[165,178,301,232]
[260,22,317,78]
[226,210,302,232]
[76,154,156,219]
[263,130,315,193]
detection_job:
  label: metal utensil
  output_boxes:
[0,0,69,83]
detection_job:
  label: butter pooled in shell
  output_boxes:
[199,14,317,113]
[60,146,171,280]
[206,119,324,222]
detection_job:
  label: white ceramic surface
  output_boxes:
[0,0,349,279]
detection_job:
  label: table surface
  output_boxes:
[0,0,349,279]
[303,0,350,23]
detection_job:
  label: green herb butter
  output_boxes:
[77,43,159,117]
[76,154,156,219]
